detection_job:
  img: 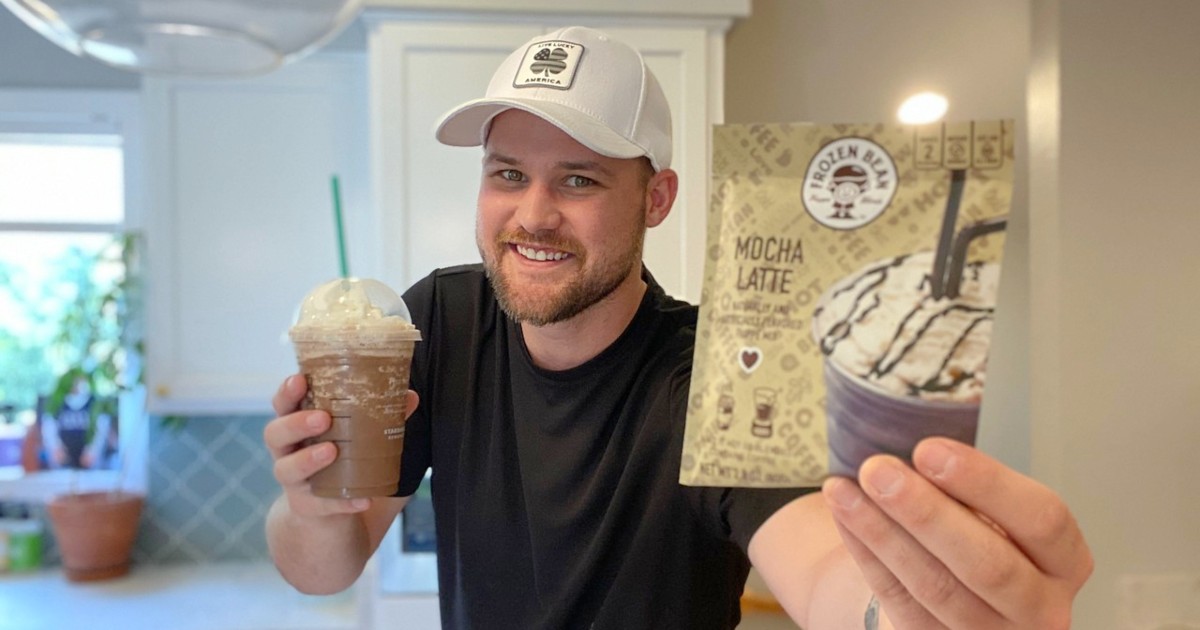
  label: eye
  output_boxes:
[564,174,595,188]
[498,169,524,182]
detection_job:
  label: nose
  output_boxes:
[514,183,561,234]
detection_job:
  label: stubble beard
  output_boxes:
[479,214,646,327]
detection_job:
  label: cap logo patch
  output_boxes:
[513,40,584,90]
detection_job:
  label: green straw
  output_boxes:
[331,174,349,278]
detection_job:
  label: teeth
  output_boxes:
[516,245,569,261]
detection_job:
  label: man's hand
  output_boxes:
[264,374,376,518]
[264,374,420,517]
[821,437,1093,629]
[263,374,415,595]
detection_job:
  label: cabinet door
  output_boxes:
[144,53,372,414]
[589,25,713,303]
[367,22,715,301]
[367,22,541,296]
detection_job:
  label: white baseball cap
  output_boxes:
[434,26,673,172]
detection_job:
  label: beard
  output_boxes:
[479,214,646,327]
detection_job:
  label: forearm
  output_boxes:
[802,545,891,630]
[749,493,892,630]
[265,494,373,594]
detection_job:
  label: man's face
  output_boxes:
[476,109,652,326]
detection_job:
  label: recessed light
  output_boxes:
[898,92,949,125]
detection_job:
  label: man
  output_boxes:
[265,26,1092,629]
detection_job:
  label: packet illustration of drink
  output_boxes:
[289,277,421,498]
[813,247,1000,477]
[681,120,1013,487]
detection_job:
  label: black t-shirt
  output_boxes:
[398,265,809,630]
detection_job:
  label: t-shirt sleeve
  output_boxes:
[721,486,815,553]
[394,271,437,498]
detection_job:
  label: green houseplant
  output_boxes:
[39,231,147,581]
[42,232,142,448]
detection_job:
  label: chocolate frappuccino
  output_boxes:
[289,278,421,498]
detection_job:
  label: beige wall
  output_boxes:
[1029,0,1200,626]
[725,0,1029,125]
[728,1,1200,627]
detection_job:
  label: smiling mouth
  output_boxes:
[513,244,572,262]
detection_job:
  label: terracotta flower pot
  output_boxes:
[47,491,144,582]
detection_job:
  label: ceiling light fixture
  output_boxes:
[0,0,363,77]
[897,92,949,125]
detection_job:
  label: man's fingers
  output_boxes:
[264,374,401,522]
[825,475,993,624]
[858,454,1053,623]
[272,374,308,417]
[263,409,330,460]
[273,440,337,486]
[404,390,420,420]
[912,438,1094,587]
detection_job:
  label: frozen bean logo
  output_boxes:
[513,40,584,90]
[801,137,898,230]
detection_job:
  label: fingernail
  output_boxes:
[823,477,863,510]
[350,498,370,511]
[285,375,298,390]
[307,412,325,429]
[864,459,904,497]
[918,440,955,479]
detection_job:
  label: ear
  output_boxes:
[644,168,678,228]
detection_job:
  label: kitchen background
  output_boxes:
[1,1,1197,629]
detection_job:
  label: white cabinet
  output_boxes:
[144,53,373,414]
[364,16,735,302]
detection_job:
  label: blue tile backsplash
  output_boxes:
[138,415,276,564]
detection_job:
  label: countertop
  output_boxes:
[0,560,360,630]
[0,553,797,630]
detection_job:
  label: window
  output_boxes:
[0,90,144,492]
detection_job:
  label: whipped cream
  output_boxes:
[812,251,999,403]
[290,278,420,344]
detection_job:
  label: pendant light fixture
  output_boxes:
[0,0,363,77]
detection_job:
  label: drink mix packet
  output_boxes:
[681,121,1014,487]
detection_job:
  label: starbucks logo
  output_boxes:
[801,137,898,230]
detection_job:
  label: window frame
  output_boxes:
[0,88,147,494]
[0,89,143,232]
